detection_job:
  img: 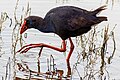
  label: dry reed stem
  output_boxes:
[12,0,31,79]
[0,12,12,33]
[73,24,116,80]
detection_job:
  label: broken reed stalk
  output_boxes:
[105,0,118,8]
[100,25,116,77]
[12,0,21,54]
[12,0,21,79]
[107,25,116,64]
[12,0,31,59]
[12,0,31,79]
[0,12,12,80]
[12,0,31,54]
[5,57,11,80]
[100,27,109,75]
[0,12,12,33]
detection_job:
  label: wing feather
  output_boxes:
[67,16,88,31]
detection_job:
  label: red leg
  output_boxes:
[66,38,74,62]
[17,38,74,62]
[16,40,66,53]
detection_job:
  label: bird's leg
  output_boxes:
[66,60,71,77]
[16,40,66,54]
[66,38,74,62]
[66,38,74,76]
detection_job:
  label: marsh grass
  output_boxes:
[0,12,12,57]
[0,10,12,80]
[105,0,119,7]
[0,12,12,33]
[12,0,31,54]
[56,0,119,8]
[12,0,31,79]
[72,25,116,80]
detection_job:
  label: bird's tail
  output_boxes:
[96,16,107,24]
[90,5,107,24]
[90,5,107,16]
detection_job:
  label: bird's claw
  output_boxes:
[16,47,31,54]
[20,47,30,53]
[16,43,44,54]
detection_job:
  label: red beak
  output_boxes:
[20,20,27,34]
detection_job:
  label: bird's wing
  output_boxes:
[67,16,89,31]
[45,6,95,31]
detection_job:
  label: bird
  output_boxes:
[17,5,107,63]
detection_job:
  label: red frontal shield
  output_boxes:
[20,20,27,34]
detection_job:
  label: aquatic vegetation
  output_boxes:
[0,12,12,58]
[105,0,118,6]
[0,12,11,33]
[12,0,31,53]
[72,25,116,80]
[11,0,31,79]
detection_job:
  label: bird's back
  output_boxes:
[44,6,107,40]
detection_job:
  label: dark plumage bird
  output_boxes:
[18,5,107,62]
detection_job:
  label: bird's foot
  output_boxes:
[20,47,31,53]
[16,47,31,54]
[16,43,44,54]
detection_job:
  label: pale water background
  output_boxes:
[0,0,120,80]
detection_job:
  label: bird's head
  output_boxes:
[20,16,45,34]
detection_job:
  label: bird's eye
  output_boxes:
[26,20,30,24]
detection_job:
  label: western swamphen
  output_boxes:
[17,5,107,62]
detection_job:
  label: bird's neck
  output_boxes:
[36,20,55,33]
